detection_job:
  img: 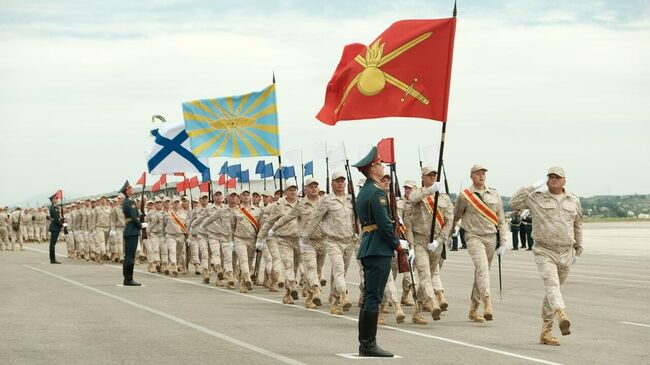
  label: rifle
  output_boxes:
[388,163,419,308]
[139,185,148,241]
[344,159,359,235]
[251,246,262,283]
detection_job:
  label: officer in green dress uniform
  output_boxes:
[48,193,62,264]
[353,147,413,358]
[120,181,143,286]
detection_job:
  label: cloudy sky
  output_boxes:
[1,0,648,206]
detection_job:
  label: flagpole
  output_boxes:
[277,155,283,197]
[300,149,305,198]
[418,146,424,187]
[325,142,330,194]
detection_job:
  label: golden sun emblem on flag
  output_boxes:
[335,32,432,114]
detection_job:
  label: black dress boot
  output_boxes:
[358,310,393,357]
[124,264,141,286]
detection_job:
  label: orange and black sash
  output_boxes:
[423,195,445,228]
[240,206,259,233]
[461,188,498,226]
[170,211,189,236]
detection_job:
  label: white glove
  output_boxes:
[407,248,415,266]
[399,239,410,252]
[425,181,444,195]
[496,246,506,256]
[255,241,264,251]
[427,240,439,252]
[532,177,549,191]
[299,242,312,253]
[446,238,453,250]
[354,233,360,241]
[141,222,148,229]
[268,228,275,237]
[571,256,579,265]
[63,223,69,228]
[109,230,115,236]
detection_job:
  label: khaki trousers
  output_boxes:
[301,239,324,289]
[0,227,9,250]
[234,237,255,280]
[413,234,444,302]
[466,233,497,303]
[534,245,573,320]
[165,234,184,265]
[278,236,300,284]
[266,236,284,282]
[95,227,110,255]
[325,237,354,296]
[145,234,162,263]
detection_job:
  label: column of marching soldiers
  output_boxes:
[0,164,578,347]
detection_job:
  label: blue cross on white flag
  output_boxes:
[146,122,209,174]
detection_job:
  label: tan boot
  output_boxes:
[225,271,235,289]
[395,303,405,324]
[289,280,299,300]
[330,295,343,315]
[421,299,433,313]
[194,264,201,275]
[312,287,322,306]
[301,282,309,298]
[239,278,248,293]
[429,296,442,321]
[382,305,390,314]
[147,263,155,273]
[282,288,294,305]
[555,309,571,336]
[304,291,317,309]
[401,288,414,306]
[378,305,386,325]
[469,301,486,323]
[171,264,178,277]
[203,268,210,284]
[341,292,352,312]
[412,307,429,325]
[540,320,560,345]
[160,262,167,274]
[436,290,449,311]
[483,297,493,321]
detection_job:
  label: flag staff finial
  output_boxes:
[272,72,276,84]
[453,0,457,17]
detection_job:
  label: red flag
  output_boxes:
[152,181,162,192]
[218,174,226,186]
[136,172,146,186]
[188,176,199,189]
[175,179,187,193]
[316,18,456,125]
[55,189,63,200]
[199,181,210,193]
[227,178,236,188]
[159,174,167,185]
[377,138,395,164]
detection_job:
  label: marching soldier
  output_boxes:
[120,181,143,286]
[111,195,126,263]
[0,207,10,250]
[407,167,453,324]
[187,193,211,282]
[303,171,356,315]
[257,191,283,292]
[452,164,508,323]
[203,191,226,281]
[511,167,582,346]
[271,178,324,309]
[71,203,83,259]
[34,207,47,243]
[145,198,164,273]
[233,189,262,293]
[10,208,24,250]
[159,196,171,270]
[258,182,301,305]
[96,197,112,260]
[88,199,102,263]
[163,196,188,277]
[396,180,417,307]
[200,192,236,287]
[353,147,412,358]
[48,193,63,264]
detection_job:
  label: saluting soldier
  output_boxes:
[200,192,237,287]
[353,147,412,358]
[48,193,63,264]
[406,167,453,324]
[511,167,582,346]
[452,164,508,323]
[120,181,143,286]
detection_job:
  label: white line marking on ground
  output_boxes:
[337,353,403,359]
[620,321,650,328]
[25,247,565,364]
[23,264,305,365]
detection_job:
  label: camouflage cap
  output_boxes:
[470,164,488,174]
[547,166,565,178]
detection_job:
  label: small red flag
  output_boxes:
[55,190,63,200]
[159,174,167,185]
[199,181,210,193]
[175,179,187,193]
[227,178,236,188]
[188,176,199,189]
[136,172,146,186]
[218,174,226,186]
[377,138,395,164]
[152,181,162,192]
[316,18,456,125]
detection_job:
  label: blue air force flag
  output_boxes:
[146,122,209,174]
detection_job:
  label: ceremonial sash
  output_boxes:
[170,211,189,236]
[240,207,259,233]
[423,195,445,228]
[461,188,498,226]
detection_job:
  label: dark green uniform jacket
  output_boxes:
[355,179,399,259]
[49,204,61,232]
[122,197,142,237]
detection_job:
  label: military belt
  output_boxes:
[362,224,377,233]
[125,218,132,223]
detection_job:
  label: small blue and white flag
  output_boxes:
[146,122,209,174]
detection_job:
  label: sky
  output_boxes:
[1,0,649,206]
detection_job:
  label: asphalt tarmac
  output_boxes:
[2,221,649,365]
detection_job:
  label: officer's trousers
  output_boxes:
[360,255,392,313]
[466,233,497,303]
[413,236,444,302]
[534,245,572,321]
